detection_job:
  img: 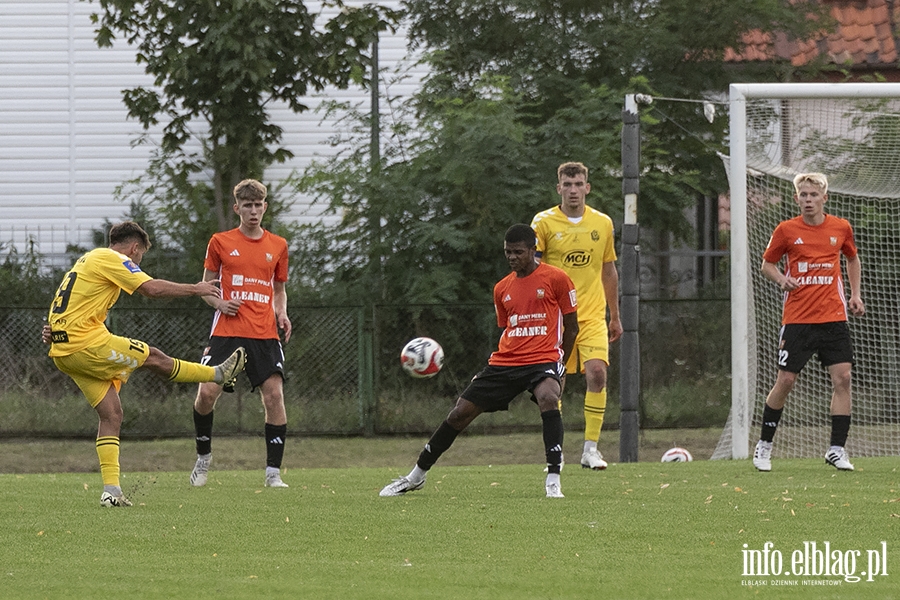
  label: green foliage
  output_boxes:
[0,239,59,307]
[403,0,825,232]
[297,0,828,305]
[295,78,550,305]
[89,0,400,230]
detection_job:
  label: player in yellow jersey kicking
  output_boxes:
[531,162,622,470]
[45,221,246,507]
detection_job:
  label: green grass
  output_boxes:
[2,457,898,599]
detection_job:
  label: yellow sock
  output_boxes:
[168,359,216,383]
[96,436,120,487]
[584,390,607,442]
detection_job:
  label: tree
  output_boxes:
[403,0,825,234]
[296,0,829,305]
[90,0,400,236]
[296,77,546,306]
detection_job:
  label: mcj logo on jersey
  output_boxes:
[741,541,889,585]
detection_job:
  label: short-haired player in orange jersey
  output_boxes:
[379,224,579,498]
[753,172,865,472]
[189,179,293,489]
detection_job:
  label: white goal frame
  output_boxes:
[728,82,900,459]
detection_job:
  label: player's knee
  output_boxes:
[96,400,123,427]
[143,346,168,369]
[585,371,607,391]
[194,383,220,412]
[447,399,479,429]
[533,384,562,411]
[583,360,608,390]
[535,395,560,412]
[777,370,799,389]
[831,368,852,391]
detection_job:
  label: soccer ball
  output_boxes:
[661,447,693,462]
[400,337,444,379]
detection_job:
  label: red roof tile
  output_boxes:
[726,0,900,72]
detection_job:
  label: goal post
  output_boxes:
[716,82,900,460]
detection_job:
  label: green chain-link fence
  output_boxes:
[0,299,730,438]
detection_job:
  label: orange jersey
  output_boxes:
[762,214,858,324]
[204,228,289,339]
[490,263,578,366]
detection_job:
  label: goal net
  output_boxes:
[713,83,900,460]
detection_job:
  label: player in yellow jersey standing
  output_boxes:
[531,162,622,470]
[46,221,246,507]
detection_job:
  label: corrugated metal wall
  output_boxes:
[0,0,421,261]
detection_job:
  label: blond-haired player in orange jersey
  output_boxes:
[189,179,293,489]
[531,162,621,471]
[753,172,865,473]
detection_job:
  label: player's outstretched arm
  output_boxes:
[136,278,221,300]
[197,268,242,315]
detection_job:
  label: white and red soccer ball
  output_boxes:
[400,337,444,379]
[661,447,693,462]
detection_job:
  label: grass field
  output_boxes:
[1,434,898,599]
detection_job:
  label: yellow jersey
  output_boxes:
[531,205,616,324]
[48,247,152,357]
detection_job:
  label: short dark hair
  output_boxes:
[505,224,536,247]
[108,221,151,250]
[557,161,588,181]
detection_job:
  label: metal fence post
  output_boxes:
[619,94,647,462]
[358,305,376,435]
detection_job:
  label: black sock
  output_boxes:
[193,409,214,455]
[416,420,461,471]
[830,414,851,447]
[265,423,287,468]
[760,404,783,443]
[541,409,564,475]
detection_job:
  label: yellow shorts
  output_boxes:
[52,335,150,407]
[565,318,609,374]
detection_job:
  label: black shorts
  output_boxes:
[460,362,565,413]
[201,336,285,390]
[776,322,854,373]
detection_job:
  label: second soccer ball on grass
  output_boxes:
[661,447,693,462]
[400,337,444,379]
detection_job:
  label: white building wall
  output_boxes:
[0,0,421,264]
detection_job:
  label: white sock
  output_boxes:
[546,473,561,487]
[583,440,597,453]
[408,465,427,483]
[266,466,280,477]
